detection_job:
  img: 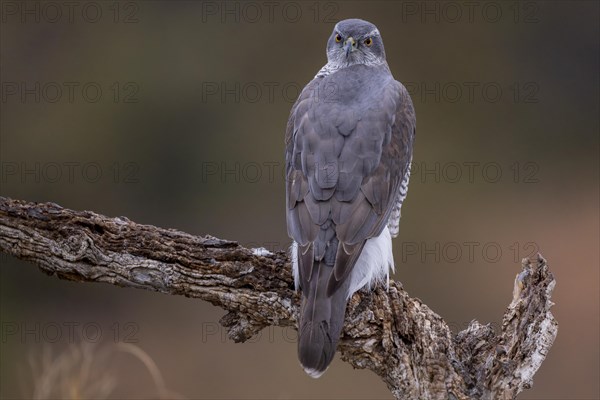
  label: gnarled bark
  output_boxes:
[0,197,557,399]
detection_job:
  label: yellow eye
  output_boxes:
[335,34,342,43]
[364,38,373,47]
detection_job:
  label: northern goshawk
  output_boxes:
[285,18,416,378]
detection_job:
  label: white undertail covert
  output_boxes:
[291,225,395,300]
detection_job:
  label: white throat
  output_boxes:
[315,57,385,78]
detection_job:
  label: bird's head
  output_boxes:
[325,19,386,68]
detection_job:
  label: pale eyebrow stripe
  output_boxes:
[333,25,379,38]
[365,28,380,37]
[333,22,342,35]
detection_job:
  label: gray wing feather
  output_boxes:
[286,65,415,376]
[286,65,416,295]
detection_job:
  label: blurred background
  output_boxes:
[1,1,598,398]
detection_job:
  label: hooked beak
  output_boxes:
[343,37,356,58]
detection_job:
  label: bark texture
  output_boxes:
[0,197,557,399]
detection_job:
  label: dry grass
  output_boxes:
[24,342,182,399]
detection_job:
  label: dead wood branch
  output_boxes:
[0,197,557,399]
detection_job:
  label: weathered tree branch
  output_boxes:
[0,197,557,399]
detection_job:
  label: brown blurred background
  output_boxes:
[1,1,598,399]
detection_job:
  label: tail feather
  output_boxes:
[297,261,350,378]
